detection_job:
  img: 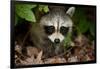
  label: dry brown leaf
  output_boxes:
[44,57,66,64]
[15,45,22,53]
[34,51,43,64]
[27,46,39,57]
[74,35,89,47]
[68,56,78,62]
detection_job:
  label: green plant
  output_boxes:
[15,3,49,25]
[73,8,95,39]
[64,7,95,48]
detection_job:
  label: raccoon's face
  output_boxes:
[40,7,75,44]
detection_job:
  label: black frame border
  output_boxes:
[11,0,97,68]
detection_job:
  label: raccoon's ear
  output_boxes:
[66,7,75,17]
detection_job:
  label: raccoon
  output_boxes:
[15,6,75,58]
[30,6,75,57]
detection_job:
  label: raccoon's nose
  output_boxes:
[54,39,60,44]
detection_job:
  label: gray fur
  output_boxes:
[40,6,75,43]
[30,6,75,57]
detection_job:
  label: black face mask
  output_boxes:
[44,26,55,35]
[60,26,69,36]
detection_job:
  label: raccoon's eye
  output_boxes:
[60,26,69,35]
[44,26,55,35]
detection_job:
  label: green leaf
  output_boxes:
[89,23,95,36]
[64,32,72,47]
[77,18,90,33]
[15,4,36,22]
[25,4,37,9]
[15,14,18,26]
[16,4,37,9]
[39,5,49,13]
[43,6,49,13]
[39,5,44,12]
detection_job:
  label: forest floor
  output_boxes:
[15,34,95,66]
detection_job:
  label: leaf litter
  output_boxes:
[15,34,95,66]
